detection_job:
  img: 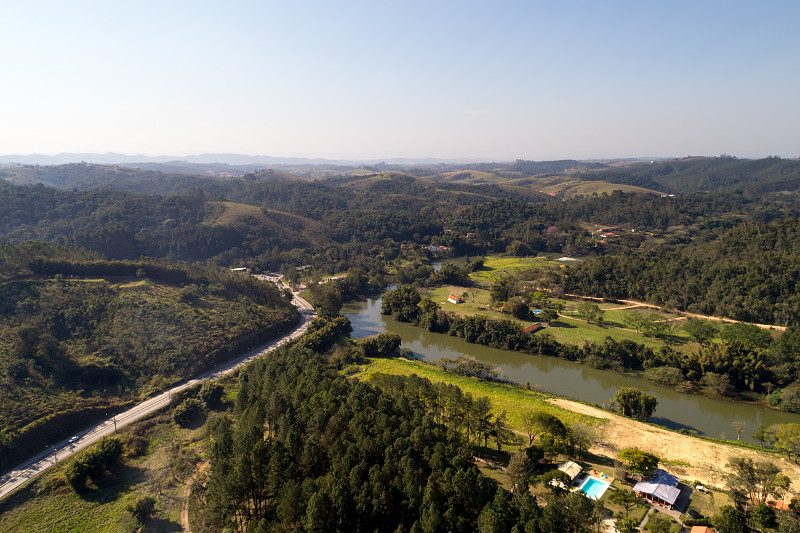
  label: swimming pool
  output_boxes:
[579,477,610,500]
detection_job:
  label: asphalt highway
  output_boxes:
[0,289,315,501]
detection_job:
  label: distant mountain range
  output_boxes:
[0,152,496,166]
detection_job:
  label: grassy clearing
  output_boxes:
[359,357,602,431]
[547,317,696,350]
[601,481,650,521]
[686,488,732,518]
[469,256,563,287]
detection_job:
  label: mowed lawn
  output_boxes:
[359,357,602,431]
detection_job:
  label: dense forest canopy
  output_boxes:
[558,217,800,326]
[576,156,800,195]
[196,329,601,532]
[6,159,800,317]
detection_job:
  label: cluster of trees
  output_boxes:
[758,423,800,463]
[369,373,518,451]
[707,457,800,532]
[437,354,503,381]
[610,388,658,422]
[64,436,123,491]
[172,382,225,427]
[195,336,530,531]
[558,217,800,326]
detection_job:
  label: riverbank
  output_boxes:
[358,356,800,494]
[345,294,800,443]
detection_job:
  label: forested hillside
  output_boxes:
[578,156,800,194]
[0,244,298,471]
[558,217,800,325]
[7,165,800,316]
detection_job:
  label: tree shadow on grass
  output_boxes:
[550,321,577,329]
[177,414,208,431]
[79,463,144,503]
[578,450,616,468]
[145,516,183,532]
[659,334,688,346]
[599,320,626,329]
[648,417,703,435]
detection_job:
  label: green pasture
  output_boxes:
[359,357,602,431]
[469,255,564,287]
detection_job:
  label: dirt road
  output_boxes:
[181,461,210,532]
[566,294,786,331]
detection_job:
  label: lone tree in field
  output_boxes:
[617,448,660,478]
[612,387,658,421]
[576,301,603,323]
[522,411,566,445]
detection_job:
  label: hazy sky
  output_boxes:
[2,1,798,160]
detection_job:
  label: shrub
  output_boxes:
[173,397,206,427]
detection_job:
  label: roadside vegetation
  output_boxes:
[0,409,207,532]
[0,244,297,472]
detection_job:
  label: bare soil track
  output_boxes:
[548,397,800,496]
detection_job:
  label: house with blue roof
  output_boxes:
[632,469,681,509]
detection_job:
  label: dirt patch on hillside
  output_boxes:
[548,398,800,493]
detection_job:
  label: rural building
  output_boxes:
[689,527,715,533]
[557,461,582,482]
[522,323,545,334]
[633,469,681,509]
[447,295,465,304]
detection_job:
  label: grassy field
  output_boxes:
[422,283,702,352]
[0,412,205,533]
[469,255,564,288]
[686,487,733,519]
[359,357,602,431]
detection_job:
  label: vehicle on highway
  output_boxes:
[67,435,79,444]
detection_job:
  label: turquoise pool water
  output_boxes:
[579,477,609,499]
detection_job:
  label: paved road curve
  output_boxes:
[0,290,315,502]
